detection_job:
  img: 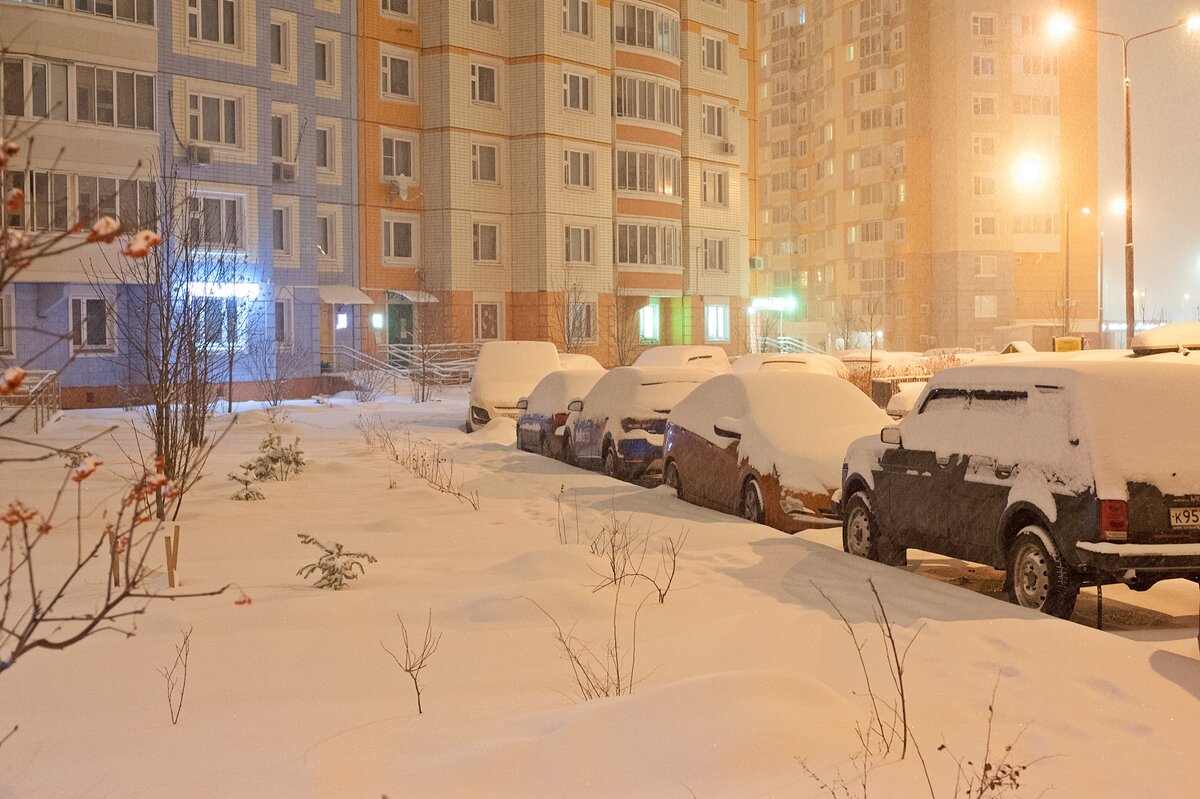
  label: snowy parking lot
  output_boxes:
[2,389,1199,797]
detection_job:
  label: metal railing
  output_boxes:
[754,336,826,355]
[319,343,480,389]
[0,369,60,432]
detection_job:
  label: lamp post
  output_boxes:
[1048,14,1200,346]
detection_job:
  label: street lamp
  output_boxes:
[1048,12,1200,346]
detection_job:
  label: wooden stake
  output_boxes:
[107,528,120,587]
[164,524,180,588]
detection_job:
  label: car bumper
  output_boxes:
[1075,541,1200,576]
[617,438,664,475]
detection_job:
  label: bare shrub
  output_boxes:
[351,367,392,403]
[354,415,479,509]
[589,510,687,605]
[381,611,442,714]
[246,342,311,408]
[159,627,193,725]
[528,593,650,701]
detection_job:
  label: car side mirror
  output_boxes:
[516,398,528,410]
[713,416,742,440]
[567,399,583,413]
[880,426,902,446]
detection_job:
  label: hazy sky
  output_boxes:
[1097,0,1200,322]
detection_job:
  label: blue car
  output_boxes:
[516,369,606,459]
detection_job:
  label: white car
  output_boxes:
[467,341,562,431]
[731,352,849,379]
[633,345,732,375]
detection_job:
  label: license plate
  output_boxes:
[1169,507,1200,528]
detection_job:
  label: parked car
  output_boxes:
[663,373,891,531]
[885,380,927,419]
[839,359,1200,619]
[633,345,732,375]
[731,352,849,380]
[516,368,606,458]
[467,341,562,431]
[558,352,604,370]
[564,367,709,480]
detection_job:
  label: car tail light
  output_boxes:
[553,412,569,427]
[1099,500,1129,542]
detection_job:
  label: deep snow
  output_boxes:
[1,389,1198,798]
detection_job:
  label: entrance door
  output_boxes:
[387,302,414,366]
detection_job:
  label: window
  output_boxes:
[315,126,333,170]
[188,93,239,146]
[200,296,242,348]
[381,52,413,99]
[614,75,680,126]
[474,302,500,340]
[76,177,154,230]
[314,40,331,84]
[188,194,242,248]
[274,297,293,345]
[472,143,498,183]
[2,61,23,118]
[972,175,995,197]
[615,150,681,196]
[75,0,154,23]
[637,303,660,342]
[616,223,681,266]
[471,64,497,103]
[74,66,154,130]
[972,54,996,77]
[973,214,996,236]
[473,222,499,261]
[383,217,415,260]
[614,3,680,57]
[563,149,592,188]
[271,114,288,160]
[270,22,287,68]
[971,94,996,117]
[972,134,995,157]
[974,295,998,318]
[892,27,905,51]
[23,170,69,232]
[566,302,597,343]
[705,304,730,342]
[382,0,411,16]
[272,207,290,253]
[971,14,996,38]
[703,238,727,271]
[470,0,495,25]
[563,0,591,36]
[562,72,591,111]
[892,102,906,129]
[382,133,414,180]
[975,254,997,277]
[71,296,113,353]
[894,298,906,318]
[702,102,725,137]
[31,62,68,121]
[0,290,12,357]
[187,0,237,45]
[316,214,333,257]
[565,225,593,263]
[701,36,726,71]
[702,170,727,206]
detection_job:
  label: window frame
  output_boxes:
[187,0,238,47]
[472,142,500,184]
[564,225,594,264]
[473,221,500,262]
[471,62,499,105]
[382,214,418,263]
[69,292,116,355]
[704,303,730,343]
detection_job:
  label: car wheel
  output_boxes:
[603,444,624,481]
[842,492,906,566]
[540,435,554,459]
[664,460,683,499]
[1007,527,1079,619]
[740,478,765,524]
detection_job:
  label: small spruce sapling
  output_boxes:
[227,471,265,501]
[296,534,377,590]
[242,430,306,482]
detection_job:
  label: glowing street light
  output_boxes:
[1048,11,1200,345]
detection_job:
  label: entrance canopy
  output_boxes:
[318,285,373,305]
[387,289,439,303]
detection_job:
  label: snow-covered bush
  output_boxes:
[227,471,265,501]
[296,534,377,590]
[242,430,305,482]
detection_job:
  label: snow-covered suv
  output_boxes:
[838,357,1200,618]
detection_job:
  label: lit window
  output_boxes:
[705,304,730,342]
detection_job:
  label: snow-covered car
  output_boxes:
[515,368,606,459]
[885,380,927,419]
[558,352,604,370]
[467,341,562,431]
[564,366,709,481]
[730,352,850,380]
[839,359,1200,619]
[1130,322,1200,355]
[633,345,732,375]
[663,373,890,531]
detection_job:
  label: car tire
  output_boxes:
[740,478,765,524]
[603,444,624,481]
[664,460,683,499]
[841,492,905,565]
[540,435,554,459]
[1007,527,1079,619]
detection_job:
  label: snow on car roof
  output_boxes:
[1131,322,1200,354]
[730,352,849,378]
[633,345,733,374]
[669,372,890,492]
[525,369,607,416]
[582,366,709,417]
[473,341,562,382]
[918,358,1200,499]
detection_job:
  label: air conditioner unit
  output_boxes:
[749,256,765,271]
[272,162,296,183]
[721,141,736,155]
[186,144,213,166]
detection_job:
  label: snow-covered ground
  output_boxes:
[2,389,1198,797]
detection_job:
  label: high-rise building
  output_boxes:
[755,0,1098,352]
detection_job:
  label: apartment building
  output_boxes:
[356,0,757,365]
[755,0,1097,352]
